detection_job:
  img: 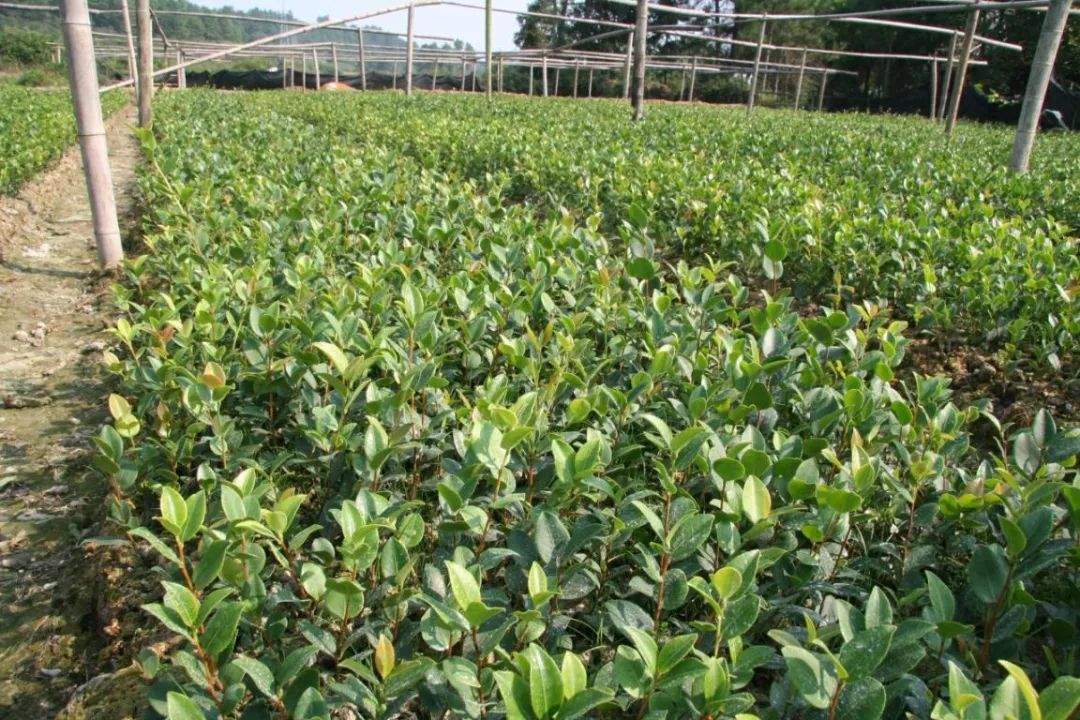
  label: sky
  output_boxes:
[200,0,533,51]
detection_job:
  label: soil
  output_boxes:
[0,106,149,720]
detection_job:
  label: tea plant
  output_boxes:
[102,91,1079,719]
[283,93,1080,374]
[0,85,127,194]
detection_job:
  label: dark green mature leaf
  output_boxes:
[232,656,276,698]
[201,602,243,655]
[525,644,563,719]
[968,545,1009,605]
[838,625,894,681]
[782,647,833,709]
[835,677,886,720]
[165,692,205,720]
[668,513,713,561]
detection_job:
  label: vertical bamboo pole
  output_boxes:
[176,48,185,88]
[587,67,593,98]
[938,34,957,121]
[332,42,339,83]
[54,45,61,63]
[746,16,767,115]
[485,0,493,100]
[632,0,648,120]
[136,0,152,126]
[357,30,367,90]
[622,32,633,100]
[405,3,415,96]
[461,53,467,91]
[282,56,288,88]
[688,55,697,102]
[313,48,321,89]
[60,0,123,268]
[542,54,548,96]
[817,70,828,111]
[930,57,939,119]
[554,67,560,96]
[678,64,686,100]
[529,63,534,95]
[1010,0,1072,173]
[573,61,579,98]
[119,0,138,96]
[945,9,981,134]
[498,56,504,93]
[302,53,307,90]
[393,60,399,90]
[794,48,807,109]
[471,62,477,91]
[432,58,439,90]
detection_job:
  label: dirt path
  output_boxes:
[0,106,142,719]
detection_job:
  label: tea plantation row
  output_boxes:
[103,91,1080,720]
[0,86,127,195]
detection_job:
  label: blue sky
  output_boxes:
[204,0,533,50]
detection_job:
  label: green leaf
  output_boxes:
[558,687,613,719]
[745,382,772,410]
[384,657,436,697]
[494,670,535,720]
[560,652,587,700]
[782,646,833,709]
[836,677,886,720]
[181,491,206,542]
[711,567,743,601]
[162,581,200,628]
[838,624,895,682]
[864,587,893,628]
[998,661,1042,720]
[526,643,564,719]
[201,601,243,655]
[192,539,227,590]
[312,341,349,375]
[968,544,1009,605]
[742,477,771,523]
[624,626,659,675]
[128,526,180,565]
[626,257,657,281]
[159,486,187,537]
[445,560,482,609]
[1013,432,1041,476]
[667,512,713,562]
[657,634,697,675]
[925,570,955,622]
[166,691,205,720]
[233,655,276,698]
[1039,676,1080,720]
[632,500,666,542]
[998,516,1027,559]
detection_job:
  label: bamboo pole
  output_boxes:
[794,47,807,109]
[471,62,477,91]
[529,63,534,95]
[393,60,398,89]
[622,31,633,100]
[405,2,415,95]
[119,0,137,96]
[358,30,367,90]
[175,48,185,88]
[930,57,938,118]
[432,58,439,90]
[136,0,152,126]
[945,9,980,133]
[461,53,467,91]
[542,54,548,96]
[554,66,560,95]
[937,33,957,120]
[485,0,493,99]
[302,53,307,90]
[1010,0,1072,173]
[747,17,767,114]
[588,67,593,97]
[498,56,504,92]
[60,0,123,268]
[688,55,696,101]
[574,61,580,98]
[817,70,828,110]
[332,42,339,83]
[282,56,287,88]
[314,48,321,89]
[632,0,648,119]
